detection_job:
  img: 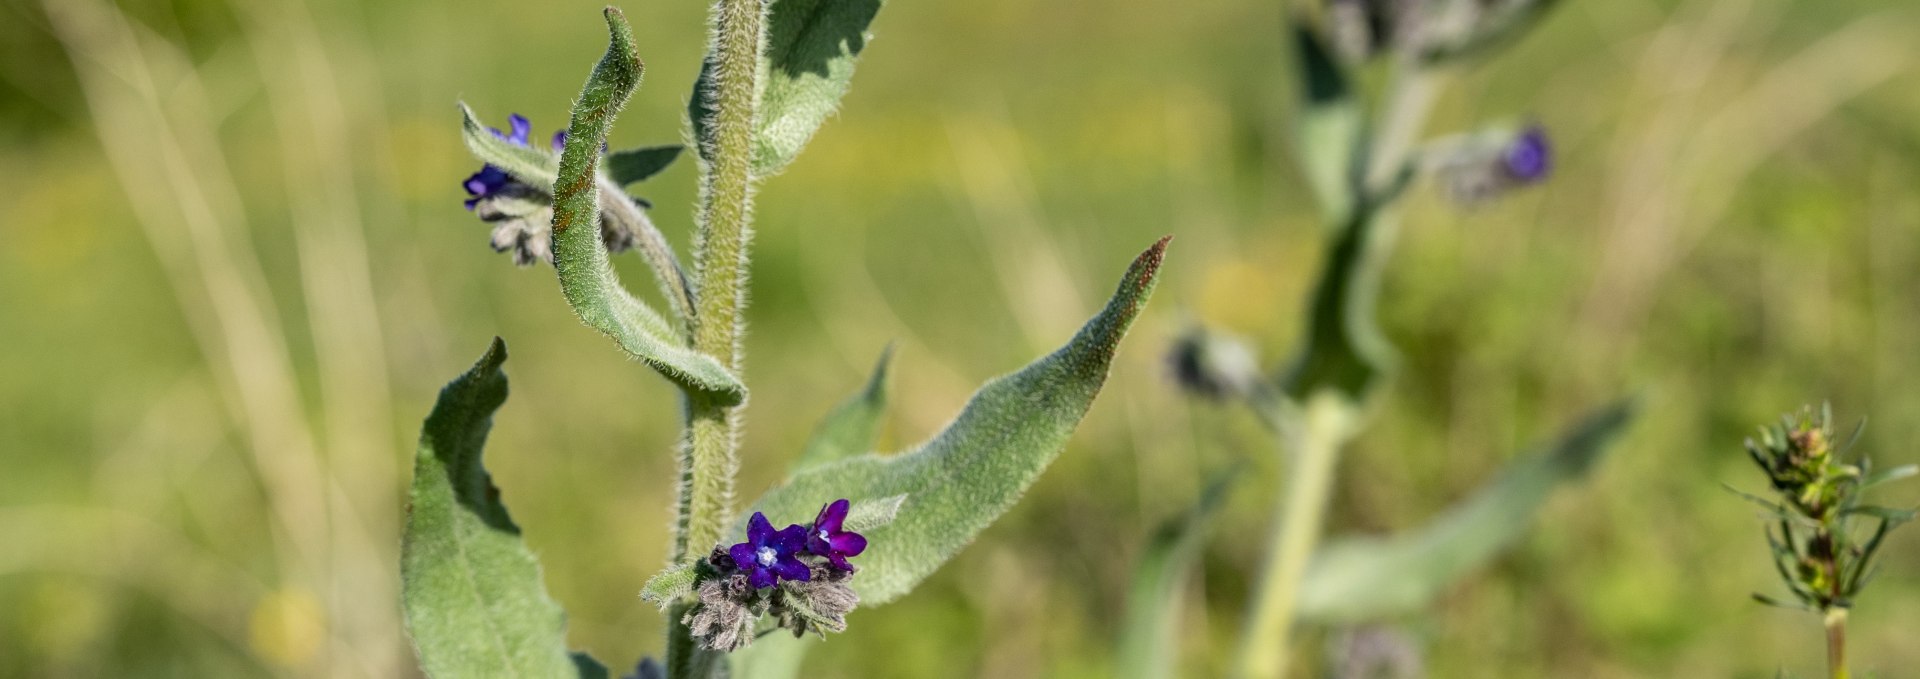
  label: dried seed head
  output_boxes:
[773,564,858,638]
[684,574,761,652]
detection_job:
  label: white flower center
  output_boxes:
[818,529,830,541]
[755,546,777,568]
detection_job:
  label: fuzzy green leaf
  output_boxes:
[1288,14,1361,225]
[554,9,745,404]
[401,338,594,679]
[727,634,811,679]
[744,238,1169,604]
[1117,471,1235,679]
[792,346,893,473]
[1293,400,1635,623]
[690,0,884,175]
[607,144,684,186]
[844,493,908,532]
[460,102,560,193]
[640,561,700,610]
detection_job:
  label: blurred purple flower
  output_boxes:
[805,499,868,571]
[729,512,812,588]
[1502,125,1551,182]
[491,113,531,146]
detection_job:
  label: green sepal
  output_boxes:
[401,338,603,679]
[460,101,560,193]
[742,238,1170,605]
[553,8,746,404]
[640,561,701,611]
[1293,400,1635,623]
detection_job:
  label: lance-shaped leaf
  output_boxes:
[460,102,560,193]
[1280,183,1407,402]
[744,238,1169,604]
[402,338,600,678]
[791,346,893,473]
[554,9,745,404]
[726,634,811,679]
[1288,14,1362,225]
[690,0,884,175]
[607,144,684,186]
[1293,400,1635,623]
[1116,471,1235,679]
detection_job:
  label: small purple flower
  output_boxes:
[1502,125,1551,182]
[805,499,867,572]
[729,512,812,588]
[491,113,531,146]
[551,130,568,153]
[462,165,513,210]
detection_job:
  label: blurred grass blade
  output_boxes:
[1288,14,1362,224]
[460,102,559,192]
[691,0,884,175]
[1117,471,1235,679]
[1294,400,1635,623]
[1860,464,1918,491]
[744,238,1169,604]
[607,144,684,186]
[402,339,599,678]
[791,345,893,472]
[554,9,746,404]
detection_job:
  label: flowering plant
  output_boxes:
[399,5,1165,679]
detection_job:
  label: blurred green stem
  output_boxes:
[1234,57,1443,679]
[1825,608,1848,679]
[1232,395,1357,679]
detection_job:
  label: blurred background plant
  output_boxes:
[2,0,1919,677]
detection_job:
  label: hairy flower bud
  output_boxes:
[1431,125,1551,206]
[684,573,762,652]
[774,564,859,638]
[1167,325,1265,401]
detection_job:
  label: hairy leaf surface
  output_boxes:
[744,238,1169,604]
[691,0,884,175]
[554,9,745,403]
[401,338,594,678]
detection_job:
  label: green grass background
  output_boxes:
[3,0,1919,676]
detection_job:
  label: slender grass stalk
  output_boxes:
[1825,608,1848,679]
[1232,395,1356,679]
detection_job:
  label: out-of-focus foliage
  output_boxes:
[4,0,1920,677]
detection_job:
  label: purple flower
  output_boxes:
[1502,125,1551,182]
[461,165,513,210]
[805,499,867,572]
[491,113,531,146]
[729,512,812,588]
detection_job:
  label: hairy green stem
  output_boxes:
[678,0,765,562]
[1232,395,1357,679]
[670,0,763,675]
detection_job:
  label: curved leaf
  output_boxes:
[553,9,745,404]
[607,144,684,186]
[745,238,1170,604]
[690,0,884,175]
[1288,14,1361,225]
[1116,471,1235,679]
[1294,400,1635,623]
[791,345,892,473]
[401,338,592,678]
[1279,178,1409,402]
[460,101,560,192]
